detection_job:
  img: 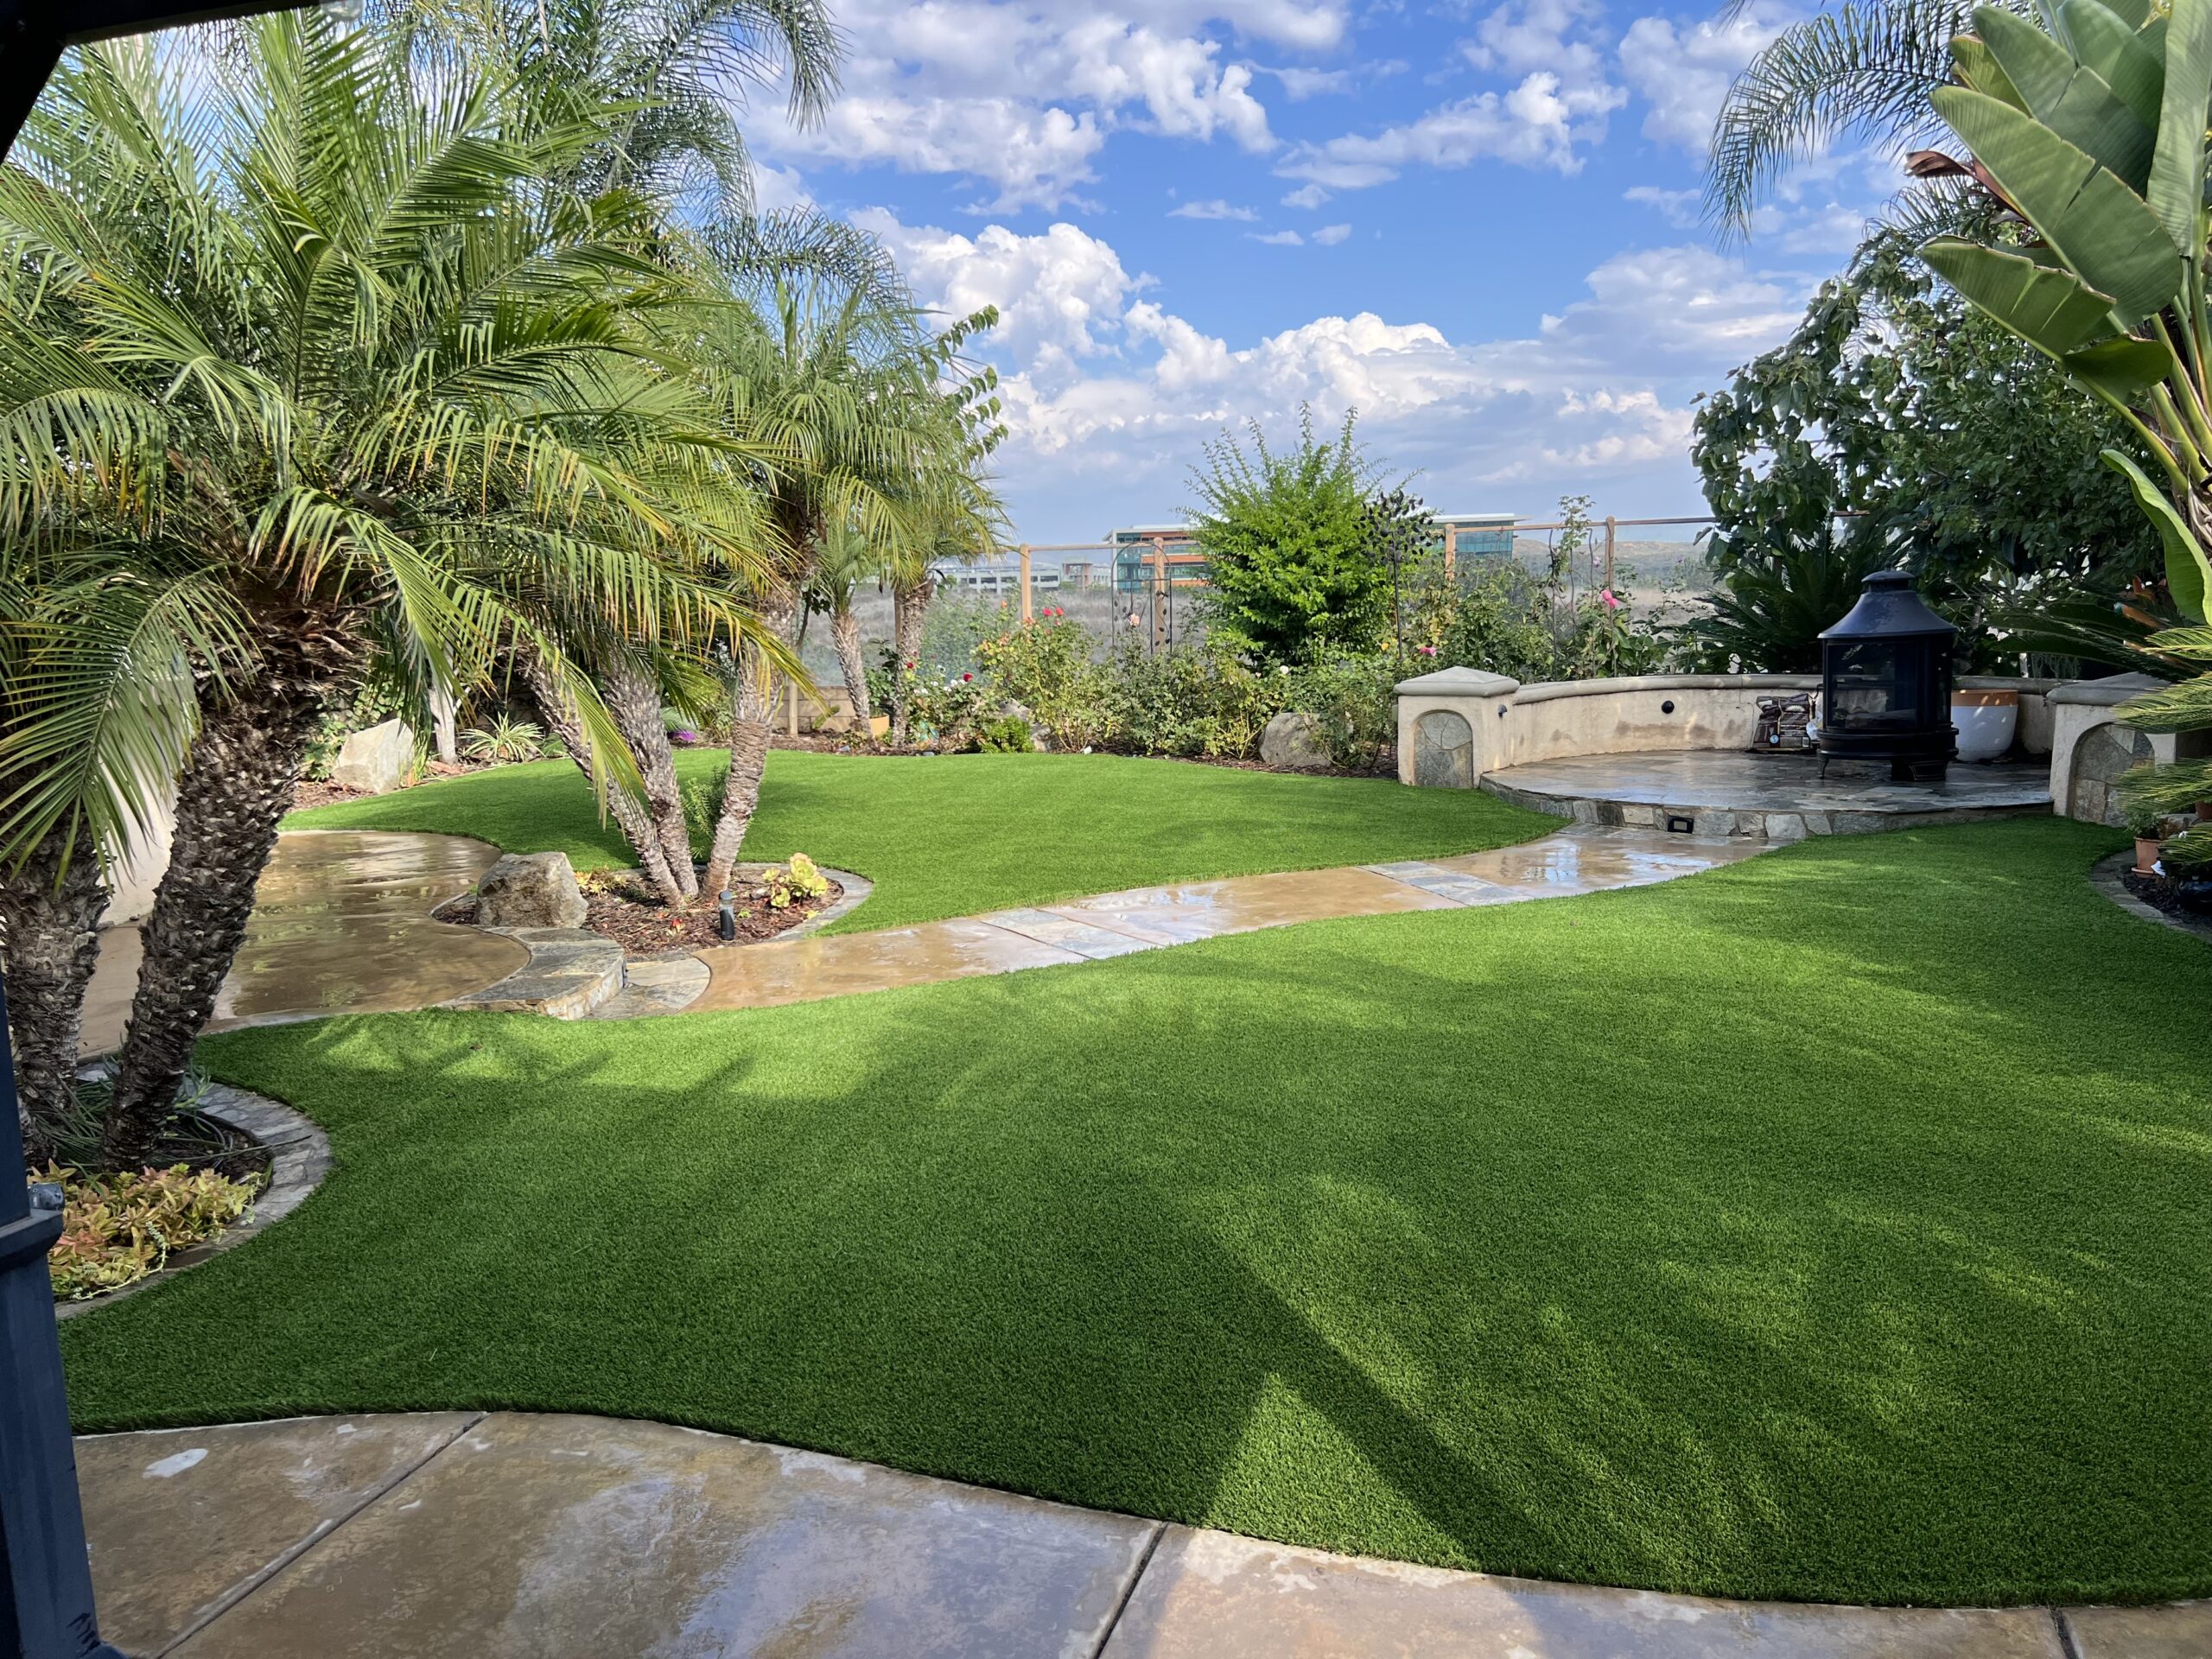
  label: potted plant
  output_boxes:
[2126,798,2169,875]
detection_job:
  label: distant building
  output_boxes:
[935,560,1063,595]
[1105,512,1517,590]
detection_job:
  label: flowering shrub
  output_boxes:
[976,614,1108,749]
[41,1161,264,1300]
[906,672,995,745]
[1286,652,1400,770]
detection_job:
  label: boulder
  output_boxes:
[331,719,416,795]
[1260,711,1331,772]
[475,850,588,931]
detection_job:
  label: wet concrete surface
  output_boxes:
[77,1413,2193,1659]
[1102,1528,2065,1658]
[695,829,1758,1014]
[81,832,527,1052]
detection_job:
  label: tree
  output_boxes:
[1190,407,1389,664]
[689,271,1002,895]
[809,521,881,730]
[0,16,774,1162]
[1705,0,2006,238]
[1694,230,2160,661]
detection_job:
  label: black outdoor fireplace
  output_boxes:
[1818,571,1956,783]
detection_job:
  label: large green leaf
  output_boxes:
[2105,447,2212,621]
[1922,236,2121,353]
[2089,0,2153,30]
[1976,8,2154,185]
[2056,0,2165,127]
[2150,0,2212,259]
[1933,86,2182,324]
[1952,35,2031,111]
[2061,332,2180,400]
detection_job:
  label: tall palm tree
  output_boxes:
[686,271,1002,894]
[1704,0,2024,238]
[0,16,781,1162]
[380,0,842,219]
[808,519,883,731]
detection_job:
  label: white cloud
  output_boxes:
[750,162,816,213]
[753,0,1343,207]
[866,207,1814,520]
[1623,183,1699,226]
[852,210,1143,373]
[1168,198,1260,219]
[1249,228,1306,244]
[1281,181,1332,208]
[1313,222,1352,244]
[1465,0,1616,99]
[1618,6,1790,154]
[1262,64,1354,98]
[1280,67,1625,188]
[776,97,1105,212]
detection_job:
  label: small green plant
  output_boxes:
[974,715,1034,753]
[461,716,545,764]
[2125,796,2170,840]
[2158,829,2212,875]
[41,1160,264,1300]
[764,853,832,909]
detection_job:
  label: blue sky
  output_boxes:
[747,0,1896,543]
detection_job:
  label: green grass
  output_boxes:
[286,750,1554,932]
[58,818,2212,1606]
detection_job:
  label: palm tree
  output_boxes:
[808,520,883,731]
[886,498,990,746]
[0,16,780,1163]
[380,0,842,219]
[686,270,1003,894]
[1704,0,2024,238]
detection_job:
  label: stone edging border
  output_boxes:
[2089,849,2212,944]
[54,1082,329,1322]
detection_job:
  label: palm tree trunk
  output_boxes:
[702,591,798,896]
[600,651,697,899]
[0,815,105,1167]
[518,652,685,905]
[831,601,873,734]
[889,569,935,747]
[102,663,325,1167]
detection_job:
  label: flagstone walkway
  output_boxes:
[687,825,1770,1012]
[73,1411,2202,1658]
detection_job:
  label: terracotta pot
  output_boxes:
[2196,801,2212,823]
[2138,836,2165,875]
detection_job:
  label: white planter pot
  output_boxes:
[1953,690,2018,762]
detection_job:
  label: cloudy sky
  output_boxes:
[745,0,1896,543]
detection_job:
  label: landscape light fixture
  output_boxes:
[0,10,317,1657]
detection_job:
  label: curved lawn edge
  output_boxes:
[60,819,2212,1607]
[283,749,1559,935]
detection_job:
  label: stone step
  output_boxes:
[441,928,626,1020]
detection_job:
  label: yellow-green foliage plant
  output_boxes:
[42,1162,263,1300]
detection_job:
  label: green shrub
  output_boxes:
[975,612,1106,748]
[1099,639,1288,759]
[460,715,545,764]
[42,1162,263,1301]
[906,673,993,747]
[975,715,1034,753]
[764,853,831,909]
[1190,407,1390,663]
[2158,828,2212,874]
[1286,653,1399,771]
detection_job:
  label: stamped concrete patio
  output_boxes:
[76,1412,2204,1659]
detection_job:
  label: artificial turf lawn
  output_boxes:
[59,817,2212,1606]
[285,749,1554,933]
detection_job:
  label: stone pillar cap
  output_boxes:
[1394,667,1520,696]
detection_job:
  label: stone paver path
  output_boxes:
[82,830,525,1053]
[689,825,1769,1012]
[75,1412,2201,1658]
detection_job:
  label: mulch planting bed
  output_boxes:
[2124,867,2197,921]
[437,869,841,955]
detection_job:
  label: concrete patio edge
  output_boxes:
[69,1411,2209,1659]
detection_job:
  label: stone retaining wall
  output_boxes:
[1395,669,2059,793]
